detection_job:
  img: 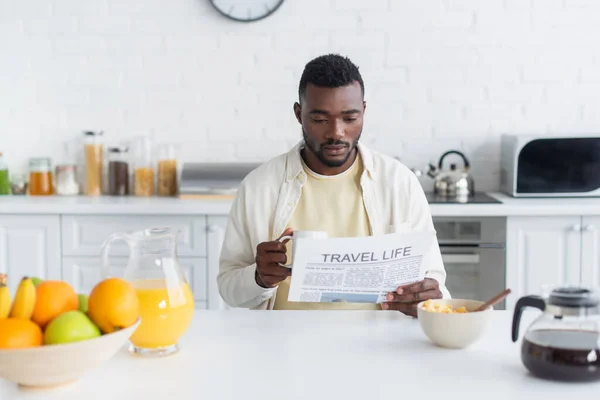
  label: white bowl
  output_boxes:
[417,299,493,349]
[0,318,140,389]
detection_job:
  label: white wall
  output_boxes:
[1,0,599,191]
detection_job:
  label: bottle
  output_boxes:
[157,144,178,196]
[28,158,54,196]
[55,140,80,196]
[107,146,130,196]
[0,152,11,195]
[55,165,79,196]
[83,131,104,196]
[133,136,154,197]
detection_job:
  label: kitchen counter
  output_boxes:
[0,195,233,215]
[1,192,599,216]
[1,310,597,399]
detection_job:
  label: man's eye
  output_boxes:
[344,118,357,123]
[313,119,327,123]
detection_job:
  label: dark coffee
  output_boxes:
[522,329,600,382]
[108,161,129,196]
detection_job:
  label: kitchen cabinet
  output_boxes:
[61,215,206,257]
[0,215,61,294]
[206,215,232,310]
[506,215,599,310]
[581,216,600,289]
[3,194,600,314]
[0,212,231,311]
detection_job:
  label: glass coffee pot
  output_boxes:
[512,286,600,382]
[101,227,194,357]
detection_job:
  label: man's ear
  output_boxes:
[293,102,302,124]
[363,101,367,113]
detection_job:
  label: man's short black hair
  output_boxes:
[298,54,365,102]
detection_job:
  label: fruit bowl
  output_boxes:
[0,318,140,389]
[417,299,493,349]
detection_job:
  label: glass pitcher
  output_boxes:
[511,286,600,382]
[101,227,194,357]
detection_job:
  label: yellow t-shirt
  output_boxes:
[273,153,380,310]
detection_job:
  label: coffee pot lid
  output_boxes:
[548,287,600,308]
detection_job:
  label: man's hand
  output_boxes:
[255,228,294,288]
[382,278,442,317]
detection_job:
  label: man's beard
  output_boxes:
[302,129,361,168]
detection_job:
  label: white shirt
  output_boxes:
[217,141,451,309]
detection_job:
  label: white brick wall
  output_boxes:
[1,0,600,192]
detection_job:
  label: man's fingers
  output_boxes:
[258,241,288,253]
[276,228,294,244]
[385,288,442,303]
[382,302,417,317]
[395,278,438,295]
[255,233,294,288]
[259,276,280,288]
[264,265,292,278]
[257,252,287,266]
[260,263,292,278]
[259,268,292,287]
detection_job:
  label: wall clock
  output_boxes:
[209,0,285,23]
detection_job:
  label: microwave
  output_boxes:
[500,133,600,197]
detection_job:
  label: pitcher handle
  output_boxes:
[100,233,131,279]
[511,295,546,343]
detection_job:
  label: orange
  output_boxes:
[0,318,43,349]
[87,277,139,334]
[31,281,79,329]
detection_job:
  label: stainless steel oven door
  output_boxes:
[441,246,507,310]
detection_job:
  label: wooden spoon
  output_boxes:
[474,288,512,312]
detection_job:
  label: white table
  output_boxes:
[1,310,599,399]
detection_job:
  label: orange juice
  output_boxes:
[129,279,194,350]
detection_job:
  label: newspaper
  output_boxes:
[287,232,436,304]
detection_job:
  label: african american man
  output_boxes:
[217,54,451,316]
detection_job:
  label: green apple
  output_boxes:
[44,310,101,345]
[78,293,89,313]
[31,277,43,287]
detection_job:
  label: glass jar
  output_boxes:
[0,152,11,195]
[28,158,54,196]
[133,137,154,197]
[10,173,27,195]
[157,144,178,197]
[55,165,79,196]
[107,146,130,196]
[83,131,104,196]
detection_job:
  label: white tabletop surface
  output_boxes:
[1,192,599,216]
[1,310,599,399]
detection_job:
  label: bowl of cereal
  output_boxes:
[416,299,494,349]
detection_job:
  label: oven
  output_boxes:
[433,216,507,310]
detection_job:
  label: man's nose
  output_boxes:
[325,120,344,140]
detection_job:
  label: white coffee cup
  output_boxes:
[277,230,328,267]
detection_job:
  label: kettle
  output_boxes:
[511,286,600,382]
[427,150,474,198]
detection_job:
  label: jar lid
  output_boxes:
[29,157,51,163]
[56,164,77,171]
[549,287,600,308]
[108,146,129,153]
